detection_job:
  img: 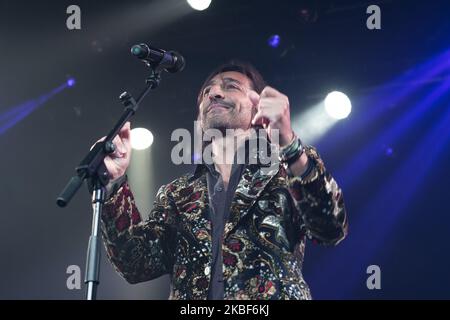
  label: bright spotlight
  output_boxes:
[324,91,352,119]
[130,128,154,150]
[187,0,211,11]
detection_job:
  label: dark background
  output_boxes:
[0,0,449,299]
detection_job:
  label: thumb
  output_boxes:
[252,110,265,126]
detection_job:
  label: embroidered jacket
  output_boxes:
[100,146,348,299]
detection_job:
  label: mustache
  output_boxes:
[204,99,235,114]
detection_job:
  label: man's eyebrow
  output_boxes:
[204,77,244,88]
[222,77,243,84]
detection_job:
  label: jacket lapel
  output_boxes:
[223,164,279,238]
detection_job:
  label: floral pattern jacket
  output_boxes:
[100,146,348,300]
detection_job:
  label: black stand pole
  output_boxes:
[56,67,162,300]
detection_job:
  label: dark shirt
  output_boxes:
[205,162,245,300]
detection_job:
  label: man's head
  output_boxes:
[197,61,266,132]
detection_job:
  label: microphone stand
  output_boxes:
[56,66,162,300]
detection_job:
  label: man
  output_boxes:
[99,61,348,300]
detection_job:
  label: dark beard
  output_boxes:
[200,101,256,133]
[202,117,228,134]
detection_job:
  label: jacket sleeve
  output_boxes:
[100,180,176,284]
[287,146,348,246]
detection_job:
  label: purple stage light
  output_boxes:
[1,82,68,135]
[67,78,76,87]
[268,35,280,48]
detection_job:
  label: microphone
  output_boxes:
[131,43,185,73]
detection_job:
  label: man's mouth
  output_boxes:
[207,103,232,113]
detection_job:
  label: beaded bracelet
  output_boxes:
[279,134,304,166]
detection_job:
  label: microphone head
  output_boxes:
[167,51,185,73]
[130,44,149,59]
[131,44,185,73]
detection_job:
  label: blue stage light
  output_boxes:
[268,35,280,48]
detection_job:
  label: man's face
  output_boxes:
[199,71,255,132]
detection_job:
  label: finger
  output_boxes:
[260,86,282,98]
[252,110,268,126]
[90,136,106,151]
[119,122,131,141]
[112,135,127,155]
[119,122,132,154]
[253,104,280,124]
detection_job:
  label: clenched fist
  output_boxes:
[91,122,132,181]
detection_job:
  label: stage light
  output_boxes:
[1,82,69,135]
[292,102,338,144]
[130,128,154,150]
[67,78,76,87]
[268,35,281,48]
[324,91,352,119]
[187,0,211,11]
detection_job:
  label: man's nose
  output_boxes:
[208,85,225,100]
